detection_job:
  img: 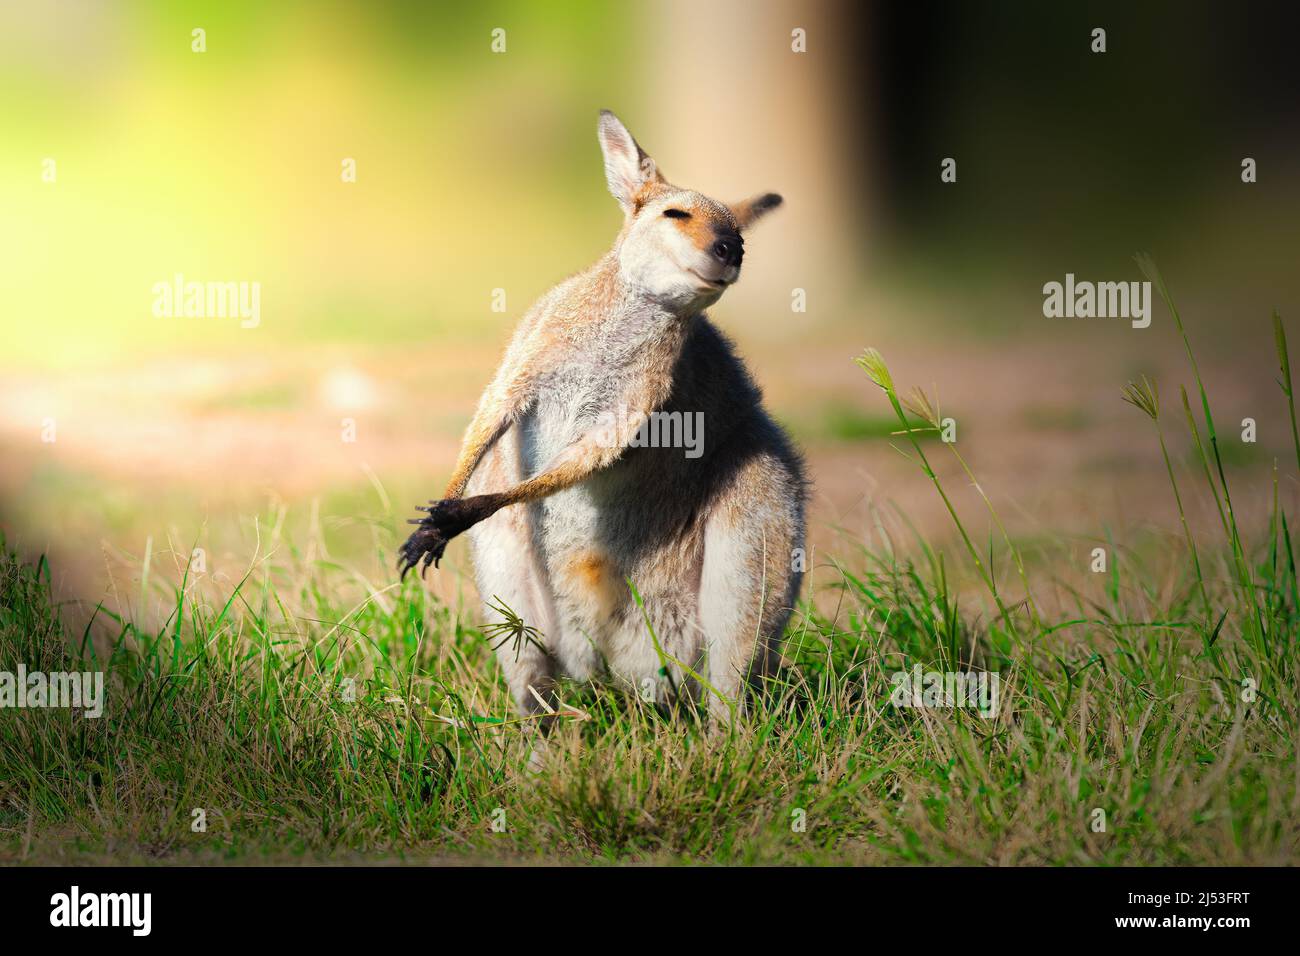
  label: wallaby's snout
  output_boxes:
[710,229,743,269]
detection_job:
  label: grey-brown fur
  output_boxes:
[399,111,807,723]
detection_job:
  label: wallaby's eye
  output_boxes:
[663,208,690,219]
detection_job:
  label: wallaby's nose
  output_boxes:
[711,233,743,268]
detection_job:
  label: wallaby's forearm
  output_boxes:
[441,411,511,500]
[400,387,664,580]
[439,345,542,499]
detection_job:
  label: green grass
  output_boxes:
[1,267,1298,865]
[816,403,938,443]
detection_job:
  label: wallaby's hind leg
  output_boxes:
[465,434,561,729]
[697,453,804,723]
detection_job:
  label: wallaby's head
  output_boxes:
[597,110,782,311]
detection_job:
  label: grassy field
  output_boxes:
[2,269,1298,866]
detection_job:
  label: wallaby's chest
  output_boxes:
[518,368,620,477]
[519,314,682,476]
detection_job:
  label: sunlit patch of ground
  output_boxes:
[1,312,1292,632]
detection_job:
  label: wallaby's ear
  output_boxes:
[598,110,661,214]
[730,192,783,230]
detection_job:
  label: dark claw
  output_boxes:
[397,495,502,582]
[397,522,447,581]
[396,508,447,580]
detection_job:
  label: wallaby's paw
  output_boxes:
[398,496,499,580]
[397,518,448,580]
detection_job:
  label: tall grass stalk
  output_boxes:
[1121,376,1212,620]
[1137,254,1260,635]
[855,349,1017,636]
[901,384,1043,632]
[1273,309,1300,477]
[1179,385,1231,541]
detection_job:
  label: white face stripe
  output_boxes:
[640,191,739,233]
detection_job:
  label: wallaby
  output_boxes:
[398,110,807,723]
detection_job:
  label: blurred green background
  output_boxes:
[3,0,1299,622]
